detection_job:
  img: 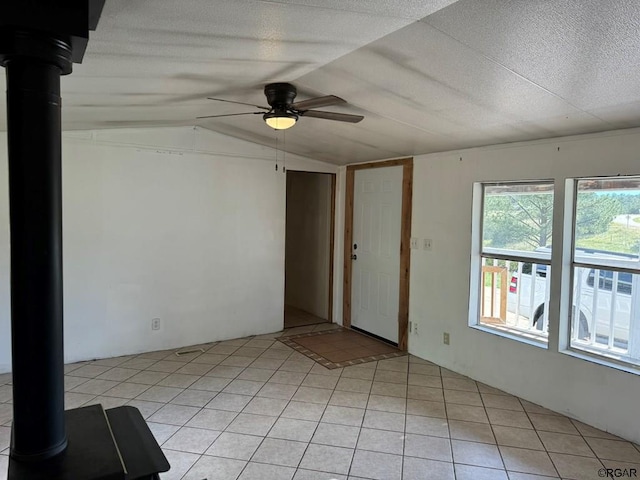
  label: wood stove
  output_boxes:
[1,3,170,479]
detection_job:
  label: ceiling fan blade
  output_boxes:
[299,110,364,123]
[207,97,270,110]
[197,112,264,119]
[290,95,346,111]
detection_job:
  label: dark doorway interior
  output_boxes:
[284,171,335,329]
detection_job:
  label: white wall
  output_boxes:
[407,127,640,444]
[285,171,332,319]
[0,127,336,372]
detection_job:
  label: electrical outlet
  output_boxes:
[410,237,419,249]
[423,238,433,250]
[151,318,161,331]
[443,332,450,345]
[414,323,419,335]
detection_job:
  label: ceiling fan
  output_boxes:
[197,83,364,130]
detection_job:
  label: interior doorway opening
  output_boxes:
[284,171,335,329]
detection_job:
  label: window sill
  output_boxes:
[561,347,640,376]
[470,324,548,349]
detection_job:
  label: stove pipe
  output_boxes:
[4,32,73,462]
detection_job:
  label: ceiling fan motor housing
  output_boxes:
[264,83,297,109]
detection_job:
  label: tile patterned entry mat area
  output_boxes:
[277,327,405,369]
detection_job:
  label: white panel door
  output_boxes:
[351,166,403,343]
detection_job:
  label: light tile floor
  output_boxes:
[0,324,639,480]
[284,305,329,329]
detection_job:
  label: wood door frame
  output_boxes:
[328,173,336,322]
[285,170,336,323]
[343,158,413,350]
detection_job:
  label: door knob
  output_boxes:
[351,254,357,260]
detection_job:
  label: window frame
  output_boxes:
[470,180,555,346]
[565,176,640,369]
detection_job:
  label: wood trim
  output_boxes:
[328,174,336,323]
[398,161,413,350]
[343,168,355,328]
[343,158,413,350]
[481,266,507,321]
[347,157,413,171]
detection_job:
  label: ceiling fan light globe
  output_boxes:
[264,112,297,130]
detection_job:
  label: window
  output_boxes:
[570,177,640,367]
[472,176,640,372]
[475,182,554,344]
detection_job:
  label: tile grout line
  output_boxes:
[346,356,377,479]
[172,336,274,480]
[516,395,596,478]
[211,337,288,476]
[180,327,341,479]
[265,323,349,479]
[570,417,615,462]
[438,364,456,479]
[157,341,246,480]
[287,352,348,479]
[402,356,410,480]
[239,351,329,479]
[479,384,511,478]
[522,400,607,477]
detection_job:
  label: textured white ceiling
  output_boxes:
[1,0,640,164]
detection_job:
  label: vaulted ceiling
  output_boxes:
[2,0,639,165]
